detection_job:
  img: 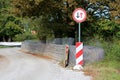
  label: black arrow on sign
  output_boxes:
[76,12,80,18]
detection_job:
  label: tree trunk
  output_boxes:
[8,36,12,42]
[3,36,6,42]
[54,29,63,38]
[39,36,46,43]
[53,29,63,44]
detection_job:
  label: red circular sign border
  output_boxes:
[72,8,87,23]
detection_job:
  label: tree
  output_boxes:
[0,21,23,41]
[0,0,24,41]
[11,0,120,42]
[90,20,120,40]
[12,0,87,39]
[89,0,120,23]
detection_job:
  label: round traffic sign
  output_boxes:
[72,8,87,23]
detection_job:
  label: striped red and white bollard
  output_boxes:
[73,42,83,70]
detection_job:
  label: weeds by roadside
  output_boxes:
[84,61,120,80]
[84,39,120,80]
[0,46,12,48]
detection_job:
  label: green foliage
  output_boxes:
[13,33,37,41]
[103,40,120,61]
[30,17,51,37]
[3,22,23,36]
[89,0,120,23]
[1,0,120,42]
[13,18,38,41]
[12,0,120,41]
[84,38,120,80]
[0,17,24,41]
[0,0,24,41]
[85,60,120,80]
[0,46,11,48]
[85,38,120,62]
[12,0,80,39]
[90,20,120,40]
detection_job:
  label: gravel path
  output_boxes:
[0,48,91,80]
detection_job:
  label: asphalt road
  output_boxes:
[0,48,91,80]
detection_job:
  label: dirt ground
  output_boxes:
[0,47,92,80]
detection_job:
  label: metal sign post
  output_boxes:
[72,8,87,42]
[72,8,87,70]
[78,23,81,42]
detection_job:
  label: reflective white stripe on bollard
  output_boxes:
[73,42,83,70]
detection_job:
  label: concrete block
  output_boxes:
[21,41,104,67]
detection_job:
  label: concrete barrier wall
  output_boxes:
[21,41,104,66]
[21,41,66,61]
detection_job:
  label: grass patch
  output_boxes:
[0,46,12,48]
[84,39,120,80]
[84,61,120,80]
